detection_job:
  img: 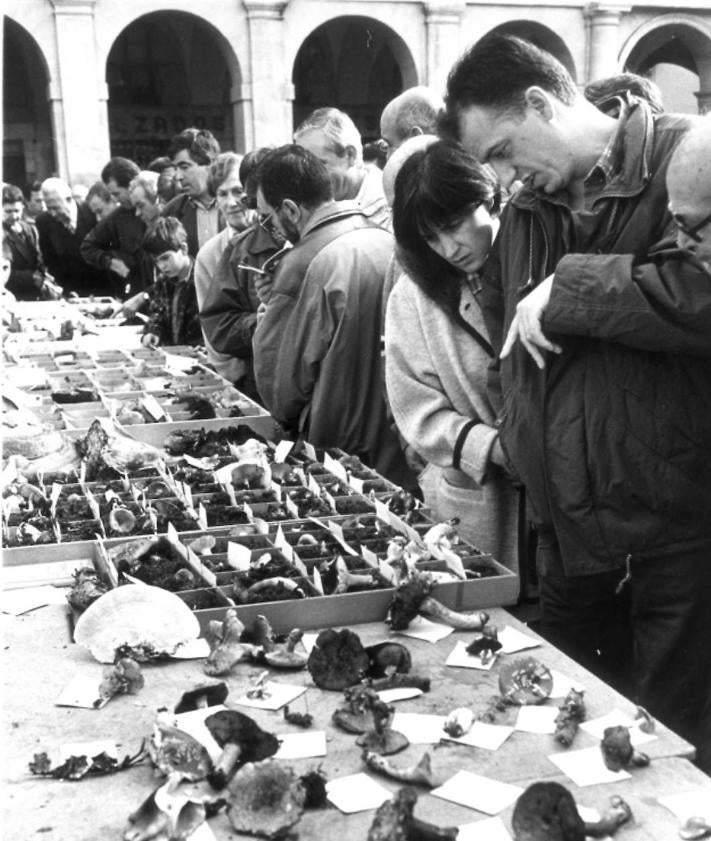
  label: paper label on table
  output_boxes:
[302,441,317,462]
[579,710,658,746]
[658,790,711,821]
[170,638,211,659]
[274,731,327,760]
[458,817,513,841]
[56,675,105,709]
[547,746,632,787]
[227,541,252,571]
[141,394,165,421]
[325,773,392,814]
[323,452,349,483]
[58,740,117,762]
[301,632,318,655]
[234,682,307,711]
[377,687,424,703]
[0,585,68,615]
[448,722,514,751]
[431,770,523,815]
[497,625,542,654]
[171,705,226,762]
[446,640,497,671]
[393,615,454,643]
[390,712,447,744]
[549,669,586,699]
[515,705,559,734]
[273,440,294,463]
[349,475,365,494]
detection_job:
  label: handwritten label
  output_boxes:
[312,566,324,595]
[323,452,348,484]
[378,560,396,584]
[243,501,254,522]
[141,394,166,422]
[197,503,208,529]
[227,541,252,571]
[291,550,308,577]
[349,476,365,494]
[273,440,294,463]
[284,494,299,519]
[50,483,62,517]
[302,442,317,462]
[271,481,282,502]
[186,546,216,587]
[308,474,321,497]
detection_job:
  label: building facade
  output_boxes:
[4,0,711,186]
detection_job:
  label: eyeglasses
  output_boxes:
[240,195,258,210]
[258,202,283,234]
[670,208,711,243]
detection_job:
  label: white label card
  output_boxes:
[323,452,349,483]
[302,442,317,462]
[291,550,308,577]
[141,394,166,421]
[227,541,252,571]
[273,440,294,463]
[284,495,299,519]
[243,501,254,522]
[308,474,322,496]
[360,544,379,569]
[327,520,359,556]
[197,503,208,529]
[186,546,216,588]
[349,475,365,494]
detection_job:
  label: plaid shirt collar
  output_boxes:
[584,113,624,188]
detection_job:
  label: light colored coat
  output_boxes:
[385,274,519,574]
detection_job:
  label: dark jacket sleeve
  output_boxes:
[143,280,170,343]
[545,244,711,356]
[80,211,139,273]
[199,246,258,357]
[35,215,61,280]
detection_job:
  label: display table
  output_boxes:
[2,603,705,840]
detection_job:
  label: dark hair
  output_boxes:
[442,34,578,139]
[101,157,140,188]
[207,152,242,197]
[392,140,500,319]
[86,180,112,204]
[584,73,664,116]
[363,140,388,169]
[257,145,333,210]
[168,128,221,166]
[25,180,42,198]
[240,147,274,199]
[147,156,174,174]
[142,217,188,256]
[3,184,24,205]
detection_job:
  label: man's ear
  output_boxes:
[345,145,359,166]
[281,198,300,224]
[409,126,424,138]
[180,242,189,255]
[524,86,555,121]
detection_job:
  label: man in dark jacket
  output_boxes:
[80,157,149,300]
[163,128,224,257]
[253,145,413,489]
[444,34,711,770]
[36,177,106,296]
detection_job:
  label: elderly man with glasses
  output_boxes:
[198,149,284,398]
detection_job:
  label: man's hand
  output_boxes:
[500,274,561,369]
[254,273,273,305]
[109,258,131,279]
[255,302,268,325]
[141,332,159,348]
[40,279,64,301]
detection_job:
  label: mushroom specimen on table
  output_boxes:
[465,625,502,664]
[511,781,632,840]
[204,709,279,788]
[386,571,489,631]
[362,750,436,787]
[354,693,408,755]
[367,787,458,841]
[174,682,229,714]
[307,628,370,690]
[600,725,650,772]
[498,656,553,705]
[203,608,258,676]
[553,688,586,747]
[97,656,144,706]
[225,758,305,839]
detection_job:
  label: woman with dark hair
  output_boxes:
[385,140,518,572]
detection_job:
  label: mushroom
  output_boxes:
[263,629,308,670]
[204,709,280,789]
[204,608,259,676]
[466,625,502,664]
[634,705,655,734]
[174,682,228,714]
[362,749,436,787]
[187,535,216,555]
[97,657,144,706]
[307,628,370,690]
[333,685,380,734]
[108,504,137,535]
[443,707,475,738]
[499,656,553,705]
[225,758,305,839]
[283,705,313,728]
[600,725,650,772]
[386,572,489,631]
[512,781,632,841]
[355,694,408,755]
[124,779,206,841]
[554,688,586,747]
[365,641,412,679]
[149,723,213,782]
[66,567,108,612]
[367,787,458,841]
[680,816,711,840]
[366,672,431,693]
[334,556,376,594]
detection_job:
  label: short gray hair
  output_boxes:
[294,107,363,164]
[128,171,160,204]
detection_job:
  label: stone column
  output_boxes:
[424,0,465,98]
[49,0,110,181]
[584,3,630,84]
[243,0,292,148]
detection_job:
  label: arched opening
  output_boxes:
[106,11,239,166]
[3,17,55,187]
[489,21,578,81]
[623,20,711,114]
[292,16,417,142]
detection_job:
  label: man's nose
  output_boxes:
[490,161,517,190]
[677,230,696,251]
[439,235,460,261]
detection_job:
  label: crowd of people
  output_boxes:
[3,34,711,773]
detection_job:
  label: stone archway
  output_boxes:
[621,16,711,113]
[489,20,578,81]
[3,17,55,186]
[105,11,241,165]
[292,16,418,142]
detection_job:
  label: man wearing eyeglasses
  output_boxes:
[444,34,711,772]
[252,144,415,490]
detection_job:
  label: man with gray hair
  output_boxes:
[36,176,104,296]
[294,107,389,227]
[379,86,444,160]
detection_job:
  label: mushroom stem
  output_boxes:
[419,597,489,630]
[366,673,430,693]
[211,743,242,788]
[362,750,435,787]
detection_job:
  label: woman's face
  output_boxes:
[425,203,499,274]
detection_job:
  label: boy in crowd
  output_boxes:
[140,217,202,348]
